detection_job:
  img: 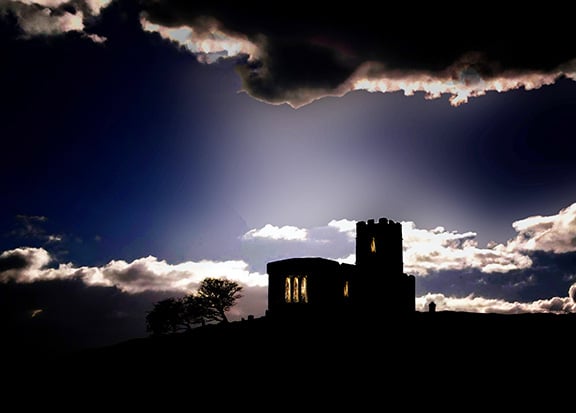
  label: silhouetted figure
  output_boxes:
[429,301,436,313]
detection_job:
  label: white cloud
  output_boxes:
[84,32,106,43]
[402,202,576,275]
[6,0,112,13]
[508,202,576,254]
[243,224,308,241]
[569,283,576,303]
[0,247,53,282]
[328,219,356,235]
[4,204,576,317]
[241,222,355,273]
[141,16,260,64]
[336,253,355,265]
[242,207,576,276]
[98,256,268,293]
[349,58,562,107]
[0,247,267,295]
[402,221,533,276]
[84,0,112,15]
[416,291,576,314]
[242,204,576,278]
[14,0,69,7]
[0,0,111,39]
[2,246,575,317]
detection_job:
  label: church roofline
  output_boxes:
[267,257,340,266]
[267,257,352,274]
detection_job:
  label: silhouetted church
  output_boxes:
[267,218,415,319]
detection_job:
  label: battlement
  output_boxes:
[356,217,400,228]
[355,216,403,274]
[267,214,415,318]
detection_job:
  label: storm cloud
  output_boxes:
[139,1,576,107]
[0,0,110,40]
[4,1,575,106]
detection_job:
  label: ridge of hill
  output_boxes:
[80,310,574,366]
[5,311,573,406]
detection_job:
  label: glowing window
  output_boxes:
[293,276,300,303]
[284,275,308,304]
[301,276,308,303]
[343,280,349,298]
[285,277,292,303]
[370,237,376,253]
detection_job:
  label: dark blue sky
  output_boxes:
[1,0,576,350]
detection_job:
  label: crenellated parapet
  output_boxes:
[267,215,415,319]
[355,217,403,274]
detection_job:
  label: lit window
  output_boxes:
[343,280,349,298]
[285,277,292,303]
[293,276,300,303]
[301,276,308,303]
[370,237,376,253]
[284,275,308,304]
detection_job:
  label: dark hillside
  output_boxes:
[6,312,572,407]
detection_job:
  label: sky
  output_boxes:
[2,0,576,351]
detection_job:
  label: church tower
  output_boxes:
[266,216,415,321]
[356,218,403,274]
[353,218,415,314]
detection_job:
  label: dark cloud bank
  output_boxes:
[3,1,576,107]
[0,278,173,353]
[2,1,576,351]
[140,1,576,106]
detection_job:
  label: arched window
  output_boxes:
[285,277,291,302]
[284,275,308,303]
[293,277,300,303]
[300,275,308,303]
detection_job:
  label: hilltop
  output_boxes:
[4,311,572,407]
[70,310,573,370]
